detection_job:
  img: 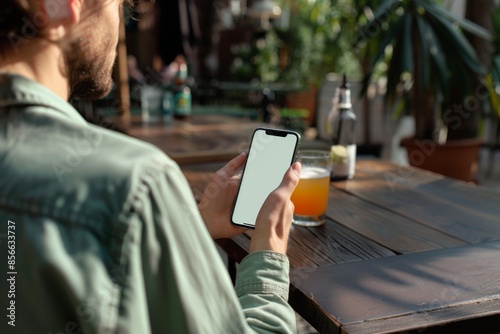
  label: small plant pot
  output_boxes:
[402,137,482,182]
[285,86,318,127]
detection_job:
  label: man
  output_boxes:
[0,0,301,333]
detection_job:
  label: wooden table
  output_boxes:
[181,159,500,334]
[125,114,261,165]
[128,114,500,333]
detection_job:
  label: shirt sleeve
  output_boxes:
[236,251,298,334]
[126,154,297,334]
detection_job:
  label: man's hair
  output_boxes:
[0,0,153,54]
[0,0,31,44]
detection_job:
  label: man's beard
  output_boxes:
[66,36,115,101]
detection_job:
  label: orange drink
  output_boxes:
[292,151,331,227]
[291,167,330,216]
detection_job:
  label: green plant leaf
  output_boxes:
[357,13,401,95]
[353,0,401,47]
[492,55,500,84]
[400,11,413,74]
[421,1,485,75]
[415,14,448,98]
[485,74,500,119]
[415,14,430,92]
[420,0,492,41]
[385,13,411,105]
[492,6,500,55]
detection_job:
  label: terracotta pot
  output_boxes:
[402,137,482,182]
[285,86,317,127]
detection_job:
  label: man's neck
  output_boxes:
[0,41,70,101]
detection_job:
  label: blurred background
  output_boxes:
[82,0,500,189]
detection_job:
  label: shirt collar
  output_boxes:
[0,72,87,124]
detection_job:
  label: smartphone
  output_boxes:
[231,128,300,229]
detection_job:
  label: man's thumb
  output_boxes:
[277,162,301,194]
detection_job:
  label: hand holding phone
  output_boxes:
[198,152,248,240]
[231,128,300,229]
[250,161,301,254]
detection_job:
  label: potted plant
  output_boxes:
[281,0,360,126]
[484,3,500,177]
[355,0,491,182]
[229,0,361,127]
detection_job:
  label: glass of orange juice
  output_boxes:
[291,150,331,227]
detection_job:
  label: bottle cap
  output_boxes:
[338,74,352,109]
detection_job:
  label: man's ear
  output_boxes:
[41,0,82,24]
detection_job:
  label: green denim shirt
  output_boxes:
[0,74,297,334]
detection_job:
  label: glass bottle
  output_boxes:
[173,84,192,120]
[172,63,192,120]
[330,75,357,181]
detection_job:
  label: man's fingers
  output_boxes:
[217,152,247,179]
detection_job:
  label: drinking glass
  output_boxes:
[291,150,331,227]
[141,85,163,123]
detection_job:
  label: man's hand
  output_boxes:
[250,162,301,255]
[198,152,248,239]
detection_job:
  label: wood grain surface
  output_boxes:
[131,115,500,334]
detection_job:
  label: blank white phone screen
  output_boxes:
[232,129,298,227]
